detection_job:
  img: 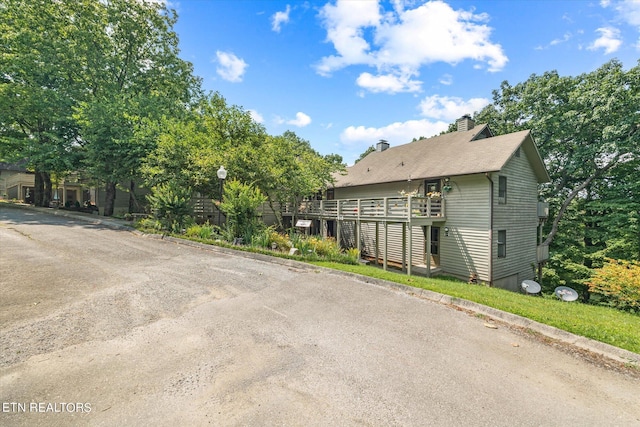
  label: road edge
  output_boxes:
[4,203,638,369]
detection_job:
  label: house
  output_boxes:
[0,163,144,216]
[0,162,34,202]
[296,116,550,291]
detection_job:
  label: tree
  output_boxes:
[0,0,88,206]
[475,60,639,249]
[355,145,376,163]
[475,60,640,292]
[260,131,345,230]
[75,0,200,216]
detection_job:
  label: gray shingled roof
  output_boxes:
[333,125,550,188]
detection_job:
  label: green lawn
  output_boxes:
[310,262,640,356]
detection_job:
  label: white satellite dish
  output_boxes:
[554,286,579,302]
[521,280,541,294]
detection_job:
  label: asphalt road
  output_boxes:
[1,206,639,426]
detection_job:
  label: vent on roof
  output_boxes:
[376,139,390,152]
[456,115,475,132]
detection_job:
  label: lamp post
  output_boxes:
[217,165,227,227]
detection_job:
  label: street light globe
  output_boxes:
[217,165,227,180]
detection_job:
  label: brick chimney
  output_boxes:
[456,115,475,132]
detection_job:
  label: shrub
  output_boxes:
[185,222,217,240]
[146,182,193,233]
[269,231,291,251]
[587,258,640,312]
[219,180,267,242]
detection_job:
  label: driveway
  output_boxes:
[1,206,639,426]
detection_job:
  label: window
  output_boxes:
[497,230,507,258]
[498,176,507,204]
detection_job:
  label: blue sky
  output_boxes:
[171,0,640,164]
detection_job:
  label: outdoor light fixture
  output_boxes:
[444,227,450,237]
[217,165,227,226]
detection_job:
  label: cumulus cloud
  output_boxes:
[588,27,622,54]
[287,112,312,127]
[356,71,422,93]
[602,0,640,26]
[340,119,449,147]
[215,51,248,82]
[316,0,507,93]
[272,5,291,32]
[418,95,489,121]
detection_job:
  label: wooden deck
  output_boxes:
[291,196,445,224]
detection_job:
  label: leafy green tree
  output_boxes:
[355,145,376,163]
[219,180,267,242]
[475,59,640,292]
[75,0,200,216]
[260,131,345,230]
[0,0,88,206]
[476,60,639,248]
[142,92,267,198]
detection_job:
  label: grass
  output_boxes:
[310,262,640,356]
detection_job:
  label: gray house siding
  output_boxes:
[439,174,491,281]
[334,181,429,267]
[491,148,539,290]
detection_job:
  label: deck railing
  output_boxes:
[293,196,444,221]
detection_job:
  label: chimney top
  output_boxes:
[456,115,475,132]
[376,139,390,152]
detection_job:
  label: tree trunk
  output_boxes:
[34,171,52,207]
[128,180,137,213]
[104,181,116,216]
[34,172,43,206]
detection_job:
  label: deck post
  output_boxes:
[426,224,432,278]
[402,223,407,273]
[336,201,341,249]
[356,199,361,256]
[383,221,388,271]
[374,222,379,265]
[408,223,413,276]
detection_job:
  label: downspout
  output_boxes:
[485,173,494,286]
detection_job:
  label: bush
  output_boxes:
[219,180,267,242]
[185,222,217,240]
[587,258,640,313]
[146,182,193,233]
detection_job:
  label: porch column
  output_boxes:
[336,201,341,249]
[402,223,406,273]
[356,199,361,255]
[374,222,379,265]
[407,222,413,276]
[426,224,432,278]
[383,221,388,271]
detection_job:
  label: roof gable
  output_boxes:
[334,125,549,188]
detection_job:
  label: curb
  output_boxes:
[4,203,639,368]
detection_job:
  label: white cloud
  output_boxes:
[340,119,449,147]
[248,109,264,123]
[317,0,507,93]
[588,27,622,54]
[271,5,291,32]
[601,0,640,25]
[418,95,489,121]
[287,112,312,127]
[215,51,248,82]
[356,71,422,93]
